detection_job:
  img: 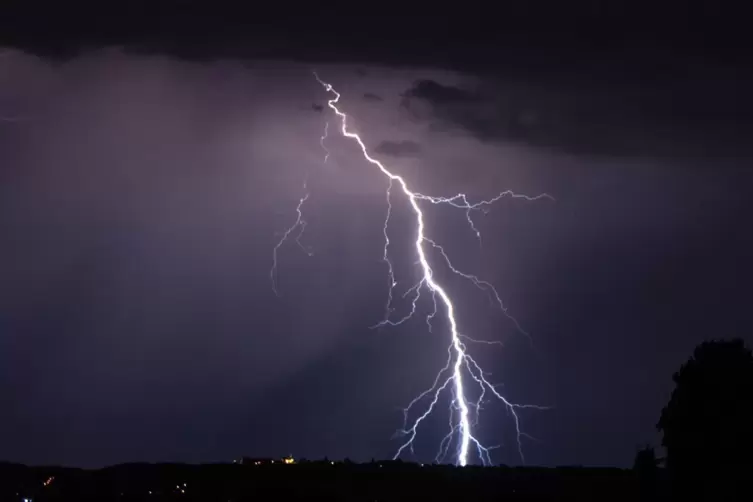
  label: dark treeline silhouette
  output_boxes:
[3,339,751,501]
[0,460,638,501]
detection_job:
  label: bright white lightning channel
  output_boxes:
[279,71,552,466]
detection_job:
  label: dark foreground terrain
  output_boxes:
[0,459,647,501]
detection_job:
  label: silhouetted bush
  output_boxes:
[657,339,753,501]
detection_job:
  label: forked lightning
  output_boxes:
[273,71,551,465]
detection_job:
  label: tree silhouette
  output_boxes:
[657,339,753,500]
[633,445,659,500]
[633,445,659,471]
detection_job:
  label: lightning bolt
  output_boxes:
[320,121,330,164]
[270,180,312,296]
[270,120,330,295]
[277,71,552,465]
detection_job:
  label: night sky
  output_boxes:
[2,3,752,468]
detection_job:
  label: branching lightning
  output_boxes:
[270,180,312,296]
[320,121,330,164]
[270,117,334,295]
[270,124,330,295]
[274,71,552,466]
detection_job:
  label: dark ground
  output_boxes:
[1,459,653,501]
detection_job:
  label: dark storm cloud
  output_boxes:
[401,76,753,158]
[374,139,422,157]
[363,92,383,102]
[403,79,479,105]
